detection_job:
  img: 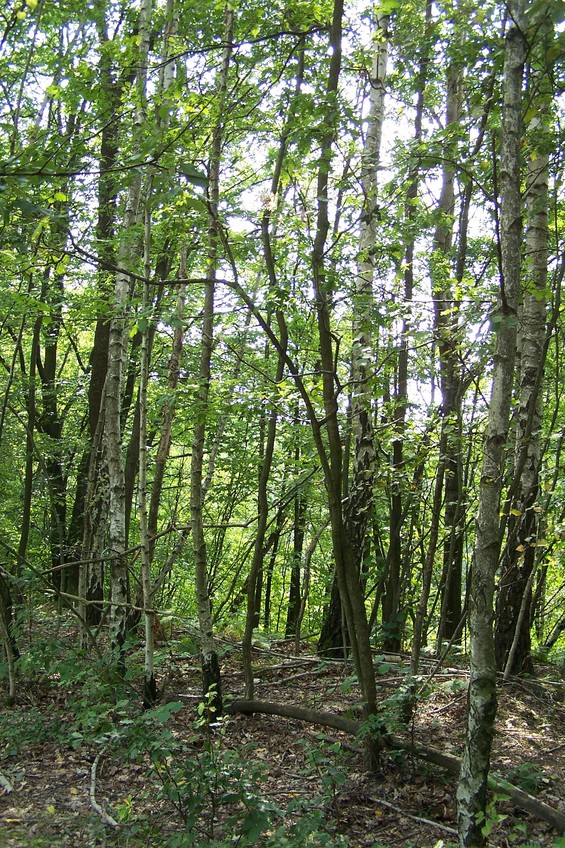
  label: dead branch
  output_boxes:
[372,796,458,837]
[227,699,565,833]
[228,698,359,735]
[90,752,119,828]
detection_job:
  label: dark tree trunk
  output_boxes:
[317,576,348,658]
[285,493,305,637]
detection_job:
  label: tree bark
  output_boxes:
[104,0,153,660]
[431,62,465,647]
[383,0,432,652]
[345,11,388,626]
[310,0,380,768]
[457,4,525,845]
[494,10,551,676]
[191,4,234,715]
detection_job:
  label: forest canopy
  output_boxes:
[0,0,565,844]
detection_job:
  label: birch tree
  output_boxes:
[104,0,153,661]
[494,7,553,677]
[457,2,526,843]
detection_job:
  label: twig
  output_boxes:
[0,771,13,793]
[229,698,565,832]
[90,752,119,828]
[372,796,458,836]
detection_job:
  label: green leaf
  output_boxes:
[179,162,209,189]
[377,0,401,15]
[182,194,208,213]
[146,701,183,723]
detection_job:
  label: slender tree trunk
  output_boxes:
[139,192,157,706]
[286,477,306,637]
[0,589,16,704]
[457,5,525,844]
[242,42,305,695]
[191,5,234,714]
[310,0,380,767]
[318,12,388,658]
[494,13,551,676]
[17,313,40,604]
[68,0,121,578]
[105,0,153,660]
[383,0,431,652]
[431,62,465,647]
[295,520,330,651]
[74,10,120,626]
[346,13,388,587]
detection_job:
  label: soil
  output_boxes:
[0,633,564,848]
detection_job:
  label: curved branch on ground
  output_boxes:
[227,698,565,833]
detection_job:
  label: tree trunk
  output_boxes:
[494,10,551,677]
[383,0,432,652]
[430,61,464,647]
[310,0,380,767]
[191,5,234,715]
[345,10,388,621]
[242,41,305,694]
[285,489,305,638]
[318,12,388,660]
[457,4,525,844]
[105,0,153,660]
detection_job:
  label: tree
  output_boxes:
[457,2,526,843]
[191,4,235,714]
[1,2,565,822]
[103,0,154,662]
[494,5,553,677]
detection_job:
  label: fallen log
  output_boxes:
[226,699,565,834]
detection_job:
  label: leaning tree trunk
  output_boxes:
[457,4,525,845]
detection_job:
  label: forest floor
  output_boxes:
[0,626,564,848]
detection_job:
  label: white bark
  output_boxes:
[105,0,153,658]
[457,3,526,845]
[346,14,388,570]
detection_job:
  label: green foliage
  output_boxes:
[505,762,547,795]
[300,737,347,808]
[119,714,348,848]
[0,2,564,843]
[0,705,61,757]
